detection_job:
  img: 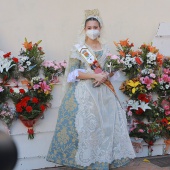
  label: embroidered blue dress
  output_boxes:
[46,44,135,170]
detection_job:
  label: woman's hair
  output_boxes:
[84,17,101,28]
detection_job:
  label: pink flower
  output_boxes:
[150,73,156,78]
[60,61,67,68]
[138,129,144,133]
[19,65,24,72]
[162,74,170,82]
[163,68,170,74]
[42,61,55,68]
[127,111,132,116]
[40,81,51,93]
[33,84,40,90]
[53,65,60,70]
[161,100,169,108]
[129,127,136,132]
[0,86,4,92]
[164,105,170,110]
[140,76,153,90]
[165,111,170,116]
[110,55,120,60]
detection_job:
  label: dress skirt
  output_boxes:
[46,79,135,170]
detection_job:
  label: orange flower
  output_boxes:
[140,44,147,49]
[119,50,125,57]
[119,39,129,47]
[148,45,158,53]
[23,41,32,50]
[157,53,163,66]
[113,41,119,47]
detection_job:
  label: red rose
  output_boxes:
[16,103,23,112]
[21,101,27,107]
[19,89,25,94]
[12,57,19,63]
[135,108,143,115]
[40,105,46,112]
[10,88,14,93]
[32,97,39,103]
[3,52,11,58]
[26,106,32,113]
[16,107,23,112]
[23,96,30,102]
[138,94,150,103]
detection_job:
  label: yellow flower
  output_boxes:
[127,80,141,93]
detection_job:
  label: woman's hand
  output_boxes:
[93,72,108,87]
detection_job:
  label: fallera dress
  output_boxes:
[46,43,136,170]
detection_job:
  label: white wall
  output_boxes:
[1,1,170,169]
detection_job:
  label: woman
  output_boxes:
[47,9,135,170]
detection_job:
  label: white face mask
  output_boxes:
[86,29,100,40]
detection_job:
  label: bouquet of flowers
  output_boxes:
[114,39,143,78]
[15,77,53,139]
[18,38,44,80]
[0,50,19,84]
[42,60,67,82]
[130,120,162,155]
[119,77,146,98]
[140,43,163,70]
[157,57,170,96]
[0,103,16,129]
[104,54,123,73]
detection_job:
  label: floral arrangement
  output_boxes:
[114,39,143,78]
[42,60,67,82]
[13,76,53,139]
[104,54,123,73]
[114,39,168,155]
[157,57,170,96]
[119,77,145,98]
[129,120,162,155]
[0,38,67,139]
[18,38,44,80]
[0,103,16,129]
[0,51,19,84]
[15,95,46,139]
[140,43,163,69]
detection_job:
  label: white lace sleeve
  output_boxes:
[67,69,87,83]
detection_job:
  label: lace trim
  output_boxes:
[67,69,87,83]
[74,82,135,167]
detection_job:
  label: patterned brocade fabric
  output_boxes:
[46,48,135,170]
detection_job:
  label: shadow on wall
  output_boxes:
[0,131,18,170]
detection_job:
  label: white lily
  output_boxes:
[139,102,151,111]
[0,55,15,73]
[130,101,139,110]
